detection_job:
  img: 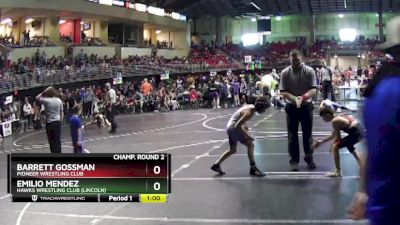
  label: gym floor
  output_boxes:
[0,107,368,225]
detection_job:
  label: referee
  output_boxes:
[279,50,317,171]
[36,86,63,153]
[105,83,117,133]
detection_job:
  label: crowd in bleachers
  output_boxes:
[190,44,235,66]
[0,45,276,98]
[1,69,285,134]
[221,36,385,64]
[0,44,242,93]
[0,36,386,98]
[222,40,323,65]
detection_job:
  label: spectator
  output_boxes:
[83,87,94,118]
[320,62,335,101]
[348,16,400,225]
[105,82,117,133]
[134,90,144,113]
[232,77,240,107]
[22,30,27,46]
[69,104,86,153]
[26,30,30,45]
[81,31,86,40]
[22,97,33,132]
[141,78,153,96]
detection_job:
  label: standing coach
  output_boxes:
[320,61,336,101]
[279,50,317,171]
[36,86,63,153]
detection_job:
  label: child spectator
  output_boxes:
[69,104,89,153]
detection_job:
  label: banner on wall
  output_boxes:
[2,121,12,137]
[5,95,13,105]
[161,70,169,80]
[113,72,123,85]
[244,55,252,63]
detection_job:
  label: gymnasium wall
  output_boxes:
[72,46,116,58]
[10,47,64,62]
[193,13,398,45]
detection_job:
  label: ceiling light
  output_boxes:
[339,28,357,42]
[134,3,147,12]
[334,54,338,58]
[155,30,161,34]
[147,6,165,16]
[276,16,282,21]
[25,18,34,24]
[80,21,85,25]
[59,19,66,24]
[241,33,261,47]
[250,2,261,11]
[171,12,181,20]
[338,14,344,18]
[251,18,257,22]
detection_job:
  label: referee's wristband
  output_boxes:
[302,94,310,101]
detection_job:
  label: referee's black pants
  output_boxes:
[106,104,117,132]
[46,121,62,153]
[285,103,314,164]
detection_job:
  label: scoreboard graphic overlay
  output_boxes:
[7,153,171,203]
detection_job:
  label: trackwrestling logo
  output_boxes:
[31,195,38,202]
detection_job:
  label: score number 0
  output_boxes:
[153,166,161,191]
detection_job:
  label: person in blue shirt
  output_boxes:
[69,104,89,154]
[348,16,400,225]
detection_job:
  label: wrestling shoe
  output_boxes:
[305,158,317,170]
[325,169,342,177]
[250,166,266,177]
[290,162,299,171]
[211,164,225,175]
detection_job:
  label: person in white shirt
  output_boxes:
[259,73,277,97]
[22,97,33,132]
[105,83,117,133]
[270,68,280,80]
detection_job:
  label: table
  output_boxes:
[338,85,363,109]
